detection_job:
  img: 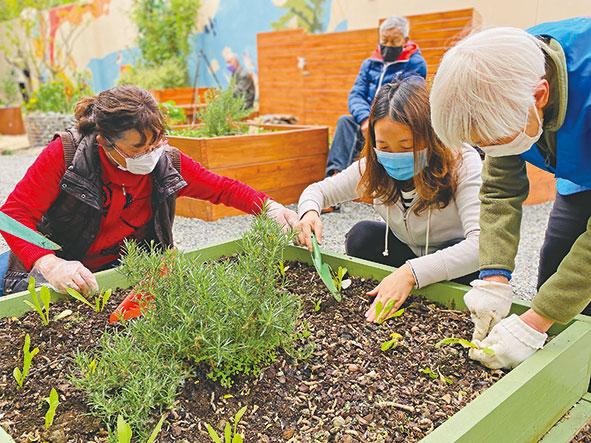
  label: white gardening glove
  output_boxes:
[464,279,513,341]
[266,200,299,232]
[469,314,547,369]
[33,254,98,295]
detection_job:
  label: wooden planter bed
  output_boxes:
[0,106,25,135]
[0,241,590,441]
[168,124,329,221]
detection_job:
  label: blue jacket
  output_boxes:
[522,18,591,190]
[348,42,427,124]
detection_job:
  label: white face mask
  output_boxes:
[106,142,166,175]
[479,106,543,158]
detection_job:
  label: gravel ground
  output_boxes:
[0,151,552,301]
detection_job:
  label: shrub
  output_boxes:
[118,58,186,90]
[23,78,91,114]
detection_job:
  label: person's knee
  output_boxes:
[345,222,378,258]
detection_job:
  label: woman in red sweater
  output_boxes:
[0,86,297,296]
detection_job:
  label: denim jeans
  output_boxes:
[0,251,10,296]
[325,115,365,176]
[537,190,591,315]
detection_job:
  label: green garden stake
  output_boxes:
[0,211,60,250]
[310,234,337,294]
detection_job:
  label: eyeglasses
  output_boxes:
[104,135,167,160]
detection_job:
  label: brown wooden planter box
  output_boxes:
[149,87,214,120]
[168,124,328,221]
[0,106,25,135]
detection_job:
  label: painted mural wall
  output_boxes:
[1,0,589,94]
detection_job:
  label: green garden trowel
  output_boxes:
[310,234,337,294]
[0,211,60,250]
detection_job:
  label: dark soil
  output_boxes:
[0,261,506,442]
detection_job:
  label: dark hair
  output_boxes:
[74,85,164,145]
[357,75,459,215]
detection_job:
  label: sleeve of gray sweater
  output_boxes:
[406,148,482,288]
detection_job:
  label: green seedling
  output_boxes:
[206,405,247,443]
[278,260,289,279]
[117,415,132,443]
[44,388,60,429]
[381,332,403,352]
[374,298,405,324]
[24,277,51,325]
[419,367,453,384]
[313,299,321,312]
[435,337,495,356]
[146,414,167,443]
[66,287,112,313]
[332,266,351,292]
[13,333,39,388]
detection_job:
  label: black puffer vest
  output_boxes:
[3,128,187,294]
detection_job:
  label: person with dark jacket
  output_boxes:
[324,16,427,180]
[0,86,297,296]
[226,54,256,109]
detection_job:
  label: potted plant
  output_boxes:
[0,70,25,135]
[0,213,590,441]
[167,88,329,220]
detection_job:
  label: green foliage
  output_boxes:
[310,234,339,299]
[160,100,187,126]
[72,210,301,436]
[71,332,184,439]
[380,332,402,352]
[197,87,250,137]
[419,367,438,379]
[206,406,247,443]
[313,299,321,312]
[374,299,405,325]
[44,387,60,429]
[118,58,187,90]
[13,333,39,388]
[116,415,132,443]
[435,337,495,356]
[66,287,112,313]
[0,70,21,106]
[23,79,91,114]
[272,0,325,34]
[0,0,73,22]
[332,266,351,292]
[24,277,50,326]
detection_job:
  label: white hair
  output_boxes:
[430,27,546,149]
[380,16,409,38]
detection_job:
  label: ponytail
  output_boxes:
[74,96,97,136]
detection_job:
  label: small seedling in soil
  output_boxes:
[115,413,166,443]
[435,337,495,356]
[13,333,39,388]
[313,299,321,312]
[44,388,60,429]
[310,234,339,300]
[206,405,247,443]
[374,299,405,325]
[278,260,289,279]
[419,367,454,385]
[24,277,51,325]
[66,287,112,313]
[381,332,403,352]
[332,266,352,292]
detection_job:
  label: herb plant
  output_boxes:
[24,277,50,326]
[419,367,453,385]
[13,333,39,389]
[44,388,60,429]
[66,287,112,313]
[332,266,351,292]
[115,414,166,443]
[435,337,495,356]
[206,406,247,443]
[197,86,250,137]
[160,100,187,126]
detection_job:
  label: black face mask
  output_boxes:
[380,44,403,62]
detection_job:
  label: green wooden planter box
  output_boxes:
[1,240,590,442]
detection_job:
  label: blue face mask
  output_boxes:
[374,148,428,181]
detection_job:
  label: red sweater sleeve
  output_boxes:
[177,153,268,214]
[0,138,66,270]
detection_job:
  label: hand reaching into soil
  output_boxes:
[266,200,299,232]
[295,210,323,251]
[464,280,513,341]
[365,263,415,322]
[469,314,547,369]
[33,255,98,295]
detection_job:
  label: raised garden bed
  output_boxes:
[168,124,328,221]
[150,87,213,121]
[0,106,25,135]
[0,234,590,442]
